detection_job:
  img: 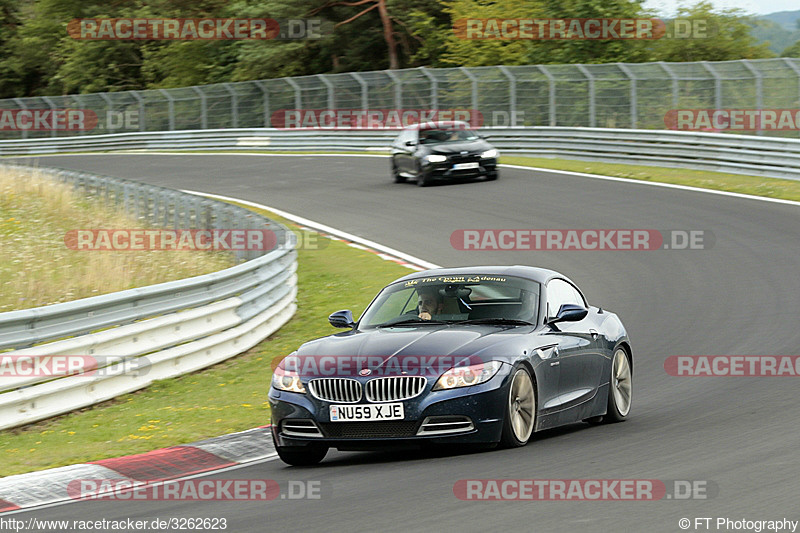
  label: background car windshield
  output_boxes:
[418,128,479,144]
[359,276,540,327]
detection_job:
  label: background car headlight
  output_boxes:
[433,361,504,390]
[424,154,448,163]
[272,371,306,393]
[481,149,498,159]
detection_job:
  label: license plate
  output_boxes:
[329,403,404,422]
[452,162,479,170]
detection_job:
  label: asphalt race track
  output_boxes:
[9,154,800,532]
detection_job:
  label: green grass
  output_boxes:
[502,156,800,203]
[0,209,410,477]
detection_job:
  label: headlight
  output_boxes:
[272,370,306,394]
[481,149,498,159]
[424,154,448,163]
[433,361,504,390]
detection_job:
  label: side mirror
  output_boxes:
[329,309,355,328]
[404,140,417,147]
[549,304,588,324]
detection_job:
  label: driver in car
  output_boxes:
[417,287,443,320]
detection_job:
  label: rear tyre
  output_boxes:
[499,366,536,447]
[486,171,498,181]
[605,347,632,422]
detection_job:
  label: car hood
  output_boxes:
[428,140,491,155]
[281,325,536,378]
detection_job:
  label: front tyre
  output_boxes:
[605,347,632,422]
[392,160,405,183]
[500,366,536,447]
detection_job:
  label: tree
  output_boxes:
[646,1,773,62]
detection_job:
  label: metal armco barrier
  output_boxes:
[2,126,800,180]
[0,164,298,429]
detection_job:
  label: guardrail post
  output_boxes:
[98,93,115,137]
[192,87,208,129]
[498,66,517,126]
[350,72,369,110]
[617,63,637,129]
[537,66,557,126]
[254,81,270,127]
[577,64,595,128]
[385,70,402,110]
[658,62,679,109]
[223,83,238,128]
[41,96,58,138]
[159,89,176,130]
[285,77,302,110]
[419,67,437,110]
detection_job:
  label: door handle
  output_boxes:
[550,361,560,367]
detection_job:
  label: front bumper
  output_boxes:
[269,370,509,449]
[423,157,498,181]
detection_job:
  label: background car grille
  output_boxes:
[308,378,362,403]
[319,421,419,439]
[365,376,427,402]
[449,153,481,163]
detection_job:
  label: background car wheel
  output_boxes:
[605,347,632,422]
[486,171,498,181]
[416,173,429,187]
[392,161,405,183]
[275,444,328,466]
[500,366,536,447]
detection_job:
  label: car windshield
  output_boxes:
[359,275,540,328]
[418,127,480,144]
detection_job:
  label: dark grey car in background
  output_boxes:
[390,121,499,186]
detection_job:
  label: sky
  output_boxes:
[643,0,800,16]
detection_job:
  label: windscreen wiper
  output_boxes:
[377,318,448,327]
[457,318,535,326]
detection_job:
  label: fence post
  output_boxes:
[285,77,302,110]
[350,72,369,110]
[701,61,722,110]
[618,63,637,129]
[223,83,238,128]
[537,66,556,126]
[129,90,146,131]
[419,67,437,110]
[741,60,763,136]
[385,70,402,109]
[459,67,478,119]
[41,96,58,138]
[13,98,29,140]
[658,62,679,109]
[158,89,176,130]
[192,87,208,129]
[576,64,595,128]
[782,58,800,138]
[254,81,270,127]
[317,74,335,110]
[498,66,517,126]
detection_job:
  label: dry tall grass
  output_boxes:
[0,168,235,312]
